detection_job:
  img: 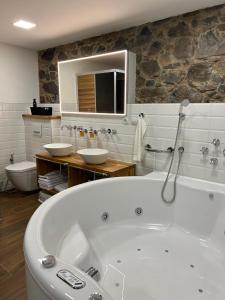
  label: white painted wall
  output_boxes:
[0,43,39,103]
[0,43,39,190]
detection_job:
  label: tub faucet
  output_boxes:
[211,138,220,147]
[210,158,218,166]
[200,147,209,155]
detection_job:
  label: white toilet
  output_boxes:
[5,161,38,191]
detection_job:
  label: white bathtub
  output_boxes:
[24,172,225,300]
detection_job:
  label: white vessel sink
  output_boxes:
[77,148,109,164]
[43,143,73,157]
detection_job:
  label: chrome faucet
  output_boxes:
[211,138,220,147]
[200,146,209,155]
[61,124,74,130]
[210,158,218,166]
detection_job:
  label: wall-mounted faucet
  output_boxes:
[200,146,209,155]
[211,138,220,147]
[99,128,117,135]
[210,158,218,166]
[77,126,83,131]
[99,128,107,134]
[61,124,76,131]
[107,128,117,135]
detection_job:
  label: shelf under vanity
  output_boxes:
[36,151,136,195]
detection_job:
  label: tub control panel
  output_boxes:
[57,269,86,289]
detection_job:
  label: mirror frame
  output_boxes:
[58,50,128,117]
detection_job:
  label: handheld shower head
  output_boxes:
[179,99,190,114]
[181,99,190,107]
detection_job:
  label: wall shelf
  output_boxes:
[22,114,61,120]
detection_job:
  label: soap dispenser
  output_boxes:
[33,98,37,107]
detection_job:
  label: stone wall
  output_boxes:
[39,4,225,103]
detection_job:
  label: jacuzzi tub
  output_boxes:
[24,172,225,300]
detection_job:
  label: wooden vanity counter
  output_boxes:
[36,151,135,175]
[36,151,136,193]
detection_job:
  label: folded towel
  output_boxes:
[39,171,62,179]
[38,170,67,190]
[133,116,147,162]
[54,182,68,192]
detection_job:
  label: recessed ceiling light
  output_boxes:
[13,20,36,30]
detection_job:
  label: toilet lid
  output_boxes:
[5,161,36,173]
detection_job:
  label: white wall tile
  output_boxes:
[57,103,225,181]
[3,102,225,186]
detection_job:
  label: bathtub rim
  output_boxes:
[24,172,225,299]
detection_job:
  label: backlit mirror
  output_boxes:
[58,50,135,116]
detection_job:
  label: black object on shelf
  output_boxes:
[30,107,53,115]
[33,98,37,107]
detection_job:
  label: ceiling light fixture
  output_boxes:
[13,20,36,30]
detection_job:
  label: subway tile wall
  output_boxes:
[55,103,225,184]
[0,102,30,189]
[4,102,225,189]
[24,117,60,162]
[0,103,60,190]
[24,119,59,162]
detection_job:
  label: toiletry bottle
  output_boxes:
[33,98,37,107]
[80,130,84,138]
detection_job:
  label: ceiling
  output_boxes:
[0,0,224,50]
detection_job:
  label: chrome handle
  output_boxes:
[99,128,107,134]
[210,158,218,166]
[145,144,174,154]
[178,146,184,154]
[111,129,117,135]
[99,128,117,135]
[41,255,56,268]
[200,146,209,155]
[211,139,220,147]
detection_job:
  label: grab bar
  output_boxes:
[145,144,174,154]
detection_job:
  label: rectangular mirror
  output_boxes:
[58,50,135,116]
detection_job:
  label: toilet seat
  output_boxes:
[5,161,36,173]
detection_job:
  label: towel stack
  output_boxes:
[38,171,67,190]
[38,191,51,203]
[54,182,68,192]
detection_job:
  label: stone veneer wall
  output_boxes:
[39,4,225,104]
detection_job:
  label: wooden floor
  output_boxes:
[0,191,39,300]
